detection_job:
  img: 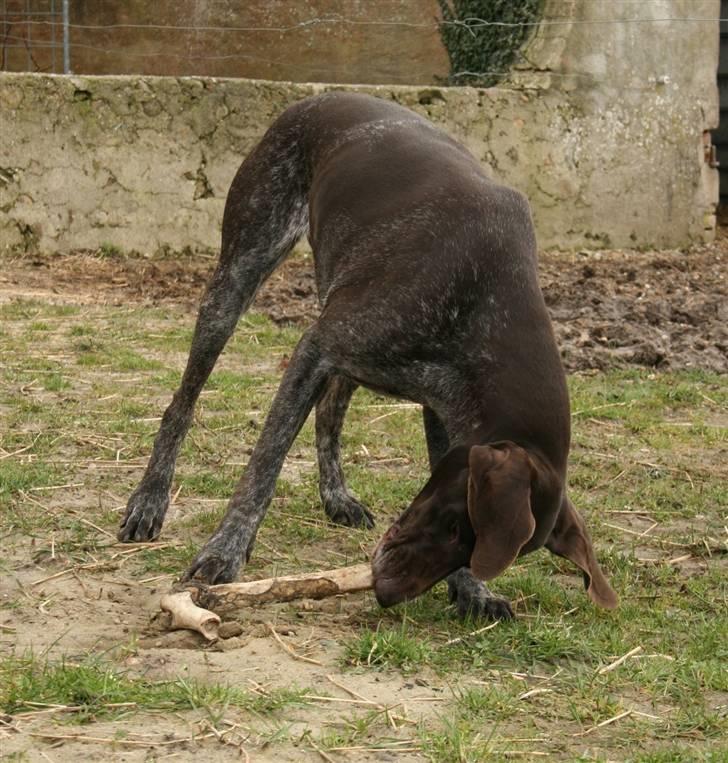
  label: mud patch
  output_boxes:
[543,244,727,373]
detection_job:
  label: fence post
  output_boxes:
[62,0,70,73]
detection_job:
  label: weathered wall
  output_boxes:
[507,0,720,247]
[0,1,720,253]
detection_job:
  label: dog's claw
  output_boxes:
[324,495,375,529]
[183,557,235,585]
[118,484,169,542]
[447,570,514,621]
[182,538,244,585]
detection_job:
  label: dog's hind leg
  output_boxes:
[316,376,374,528]
[118,117,309,543]
[183,328,331,584]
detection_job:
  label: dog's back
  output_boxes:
[288,94,538,299]
[257,94,568,468]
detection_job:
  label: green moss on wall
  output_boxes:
[437,0,543,86]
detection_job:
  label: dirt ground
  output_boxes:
[2,233,726,374]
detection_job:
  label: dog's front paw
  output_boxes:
[324,493,375,529]
[447,569,514,621]
[118,482,169,542]
[182,537,244,585]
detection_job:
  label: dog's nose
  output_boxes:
[373,582,399,608]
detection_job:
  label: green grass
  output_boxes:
[136,541,200,574]
[0,299,79,320]
[0,460,60,499]
[98,241,122,258]
[418,715,499,762]
[0,653,311,723]
[345,619,432,672]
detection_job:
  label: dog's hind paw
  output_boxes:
[118,483,169,542]
[446,568,514,621]
[324,494,375,529]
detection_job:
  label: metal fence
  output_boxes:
[1,0,69,73]
[0,1,457,85]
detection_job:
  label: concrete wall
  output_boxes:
[0,1,720,254]
[509,0,720,247]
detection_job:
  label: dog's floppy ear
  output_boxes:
[546,498,618,609]
[467,443,536,581]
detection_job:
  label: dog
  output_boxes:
[119,91,617,618]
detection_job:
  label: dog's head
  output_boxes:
[371,441,537,607]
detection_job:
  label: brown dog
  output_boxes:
[119,92,617,618]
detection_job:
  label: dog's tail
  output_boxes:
[216,101,312,308]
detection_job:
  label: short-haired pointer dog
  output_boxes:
[119,92,618,618]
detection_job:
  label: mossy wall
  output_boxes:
[438,0,543,86]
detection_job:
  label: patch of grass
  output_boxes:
[0,460,59,499]
[74,342,164,372]
[141,325,195,352]
[344,618,432,672]
[98,241,122,258]
[178,506,225,537]
[205,369,275,394]
[111,348,165,372]
[0,299,79,320]
[455,684,520,719]
[41,372,71,391]
[137,541,199,574]
[70,323,96,336]
[317,707,398,752]
[76,350,106,367]
[418,715,496,763]
[0,653,311,723]
[182,469,239,499]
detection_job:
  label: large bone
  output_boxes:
[160,590,222,641]
[160,563,373,640]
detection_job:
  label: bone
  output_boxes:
[160,563,373,640]
[160,590,222,641]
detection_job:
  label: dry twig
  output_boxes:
[268,623,322,666]
[597,646,643,675]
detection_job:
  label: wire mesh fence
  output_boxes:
[4,1,453,84]
[0,1,723,87]
[1,0,68,73]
